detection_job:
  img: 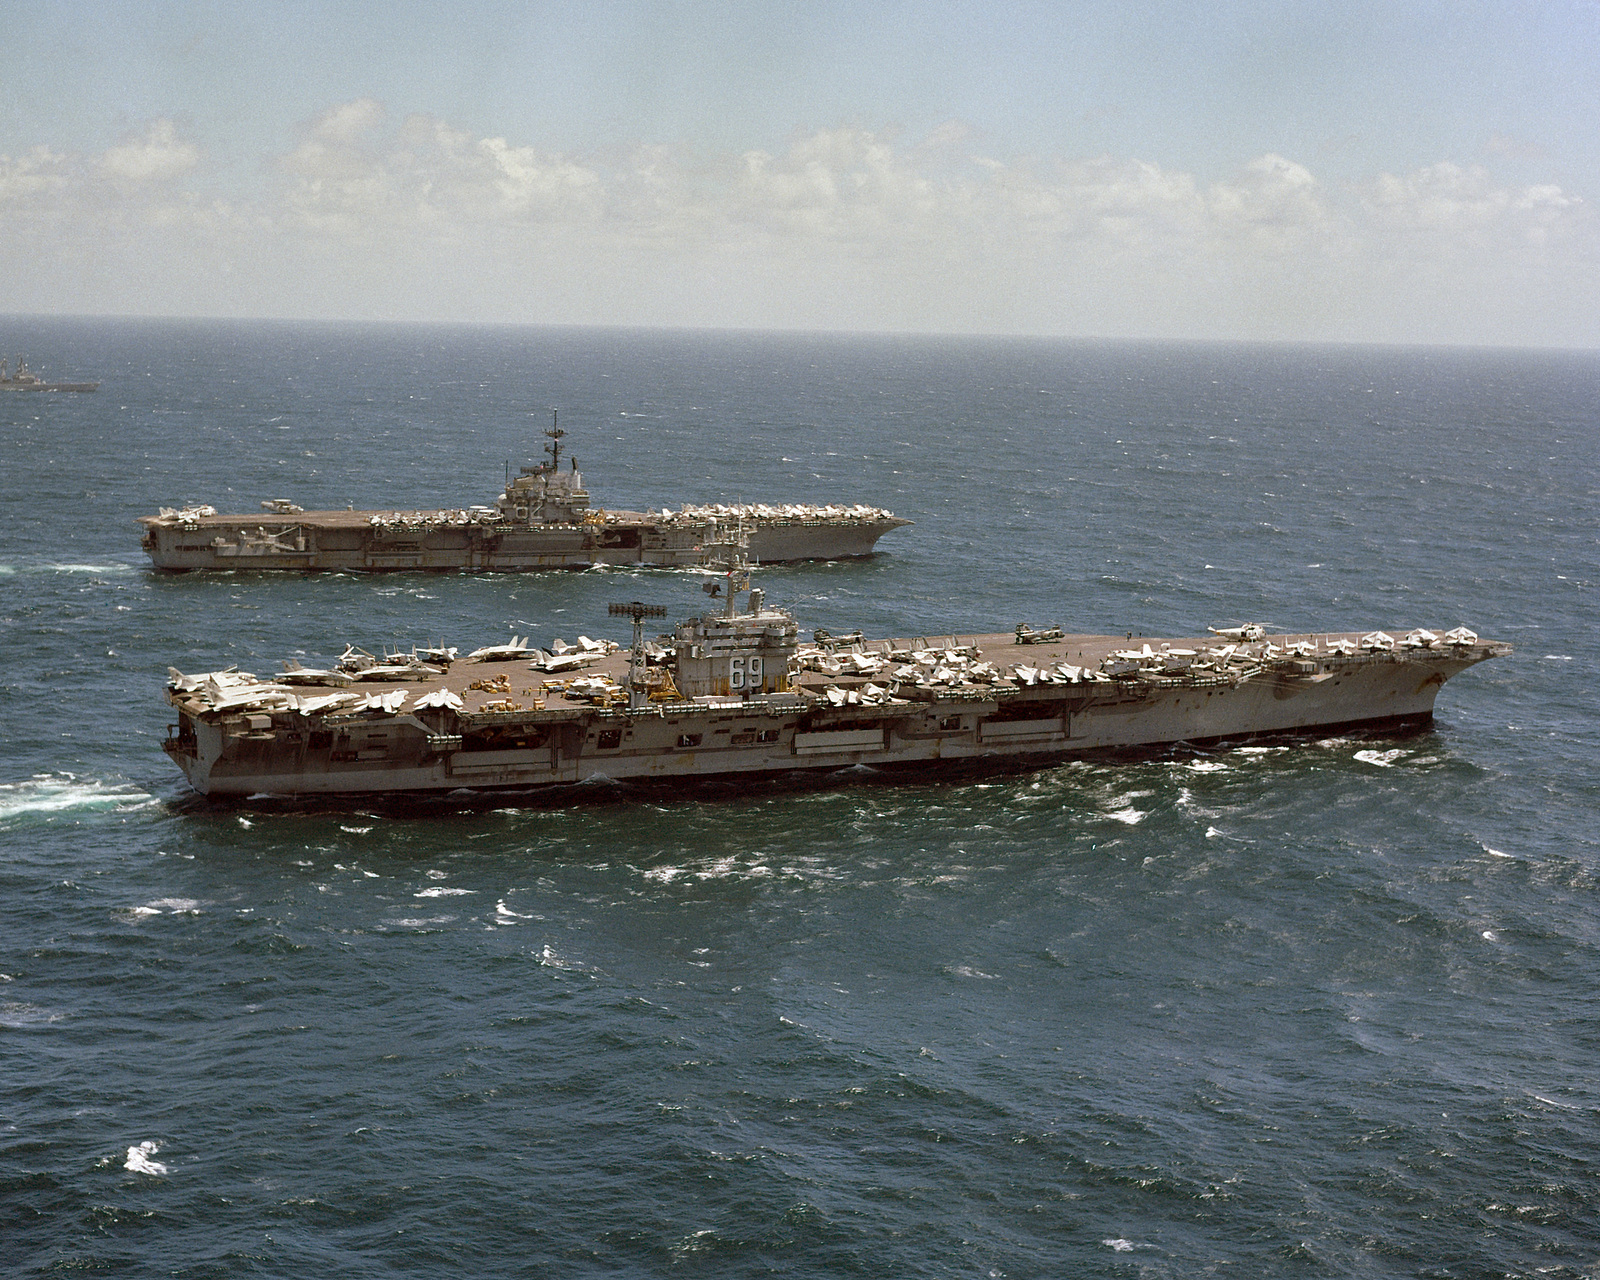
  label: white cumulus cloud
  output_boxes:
[100,120,199,183]
[0,145,72,202]
[1363,161,1586,243]
[0,102,1595,346]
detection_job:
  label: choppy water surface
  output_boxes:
[2,319,1597,1277]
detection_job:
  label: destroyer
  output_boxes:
[139,415,909,571]
[160,542,1508,801]
[0,356,99,392]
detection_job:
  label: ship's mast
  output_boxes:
[544,409,564,473]
[700,521,754,619]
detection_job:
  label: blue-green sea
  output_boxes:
[2,318,1597,1277]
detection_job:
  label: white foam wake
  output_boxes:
[0,774,153,821]
[0,560,139,576]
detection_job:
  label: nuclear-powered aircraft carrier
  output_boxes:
[159,536,1507,801]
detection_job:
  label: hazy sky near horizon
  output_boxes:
[3,0,1598,346]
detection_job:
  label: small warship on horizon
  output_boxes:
[159,527,1509,801]
[0,356,99,393]
[140,413,910,572]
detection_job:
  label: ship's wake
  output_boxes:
[0,559,141,576]
[0,774,155,822]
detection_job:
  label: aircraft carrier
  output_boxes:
[160,539,1508,801]
[0,357,99,392]
[139,416,909,571]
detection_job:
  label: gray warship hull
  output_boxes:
[0,357,97,392]
[139,506,907,571]
[162,624,1506,801]
[141,415,909,571]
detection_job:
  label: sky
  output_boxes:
[2,0,1598,346]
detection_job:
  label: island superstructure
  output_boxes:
[159,537,1508,800]
[139,415,910,571]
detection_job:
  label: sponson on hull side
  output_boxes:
[139,415,909,571]
[160,574,1509,801]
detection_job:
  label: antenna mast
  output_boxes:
[609,601,668,708]
[698,520,753,619]
[545,409,565,472]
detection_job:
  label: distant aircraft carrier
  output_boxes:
[140,415,909,571]
[0,357,98,392]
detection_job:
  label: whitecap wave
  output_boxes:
[125,1140,167,1175]
[536,943,583,969]
[120,898,206,920]
[414,887,474,898]
[642,858,773,884]
[1354,749,1405,768]
[1105,806,1147,825]
[0,774,152,821]
[0,1000,65,1028]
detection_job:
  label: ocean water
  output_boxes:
[2,318,1598,1277]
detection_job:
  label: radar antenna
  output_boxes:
[609,601,668,708]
